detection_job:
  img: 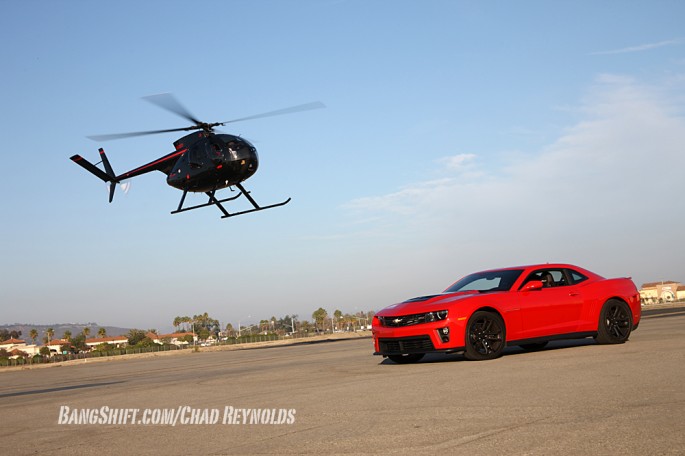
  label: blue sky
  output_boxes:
[1,1,684,331]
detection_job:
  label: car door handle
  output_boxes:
[569,292,580,297]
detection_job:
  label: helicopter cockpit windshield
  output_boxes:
[222,136,255,160]
[225,140,241,160]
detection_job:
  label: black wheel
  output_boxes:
[387,353,425,364]
[464,311,506,360]
[595,299,632,344]
[519,342,548,351]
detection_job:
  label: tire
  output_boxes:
[595,299,632,344]
[464,311,506,360]
[519,342,548,351]
[387,353,425,364]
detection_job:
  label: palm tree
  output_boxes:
[173,316,182,332]
[63,330,72,341]
[333,309,343,331]
[29,329,38,344]
[82,327,91,338]
[260,319,269,333]
[46,327,54,343]
[97,327,107,338]
[312,308,327,333]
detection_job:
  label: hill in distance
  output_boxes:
[0,323,133,343]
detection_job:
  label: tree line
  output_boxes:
[0,326,109,357]
[1,307,376,358]
[169,309,376,340]
[0,326,109,345]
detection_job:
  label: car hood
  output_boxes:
[377,291,487,315]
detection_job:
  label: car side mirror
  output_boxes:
[521,280,544,291]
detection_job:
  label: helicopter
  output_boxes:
[70,94,324,218]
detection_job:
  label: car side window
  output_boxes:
[550,270,568,286]
[522,269,568,288]
[566,269,588,285]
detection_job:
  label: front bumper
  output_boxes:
[372,316,466,356]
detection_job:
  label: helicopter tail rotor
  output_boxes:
[120,180,132,194]
[70,148,119,203]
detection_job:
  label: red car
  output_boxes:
[372,264,641,363]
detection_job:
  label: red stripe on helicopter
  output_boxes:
[120,149,187,178]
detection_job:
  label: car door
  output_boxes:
[518,269,584,339]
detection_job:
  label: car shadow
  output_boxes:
[378,338,598,365]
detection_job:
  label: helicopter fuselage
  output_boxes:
[70,93,321,218]
[166,132,259,192]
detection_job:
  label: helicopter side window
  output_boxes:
[202,141,221,158]
[188,144,206,168]
[210,142,222,157]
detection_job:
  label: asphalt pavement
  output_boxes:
[2,306,684,455]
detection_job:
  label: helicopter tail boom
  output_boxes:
[70,148,119,202]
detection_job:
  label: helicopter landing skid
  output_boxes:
[170,183,291,218]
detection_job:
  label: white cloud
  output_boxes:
[342,75,685,287]
[345,177,456,216]
[438,153,476,171]
[590,39,682,55]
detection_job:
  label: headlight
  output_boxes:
[425,310,448,322]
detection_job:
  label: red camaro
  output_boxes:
[372,264,641,363]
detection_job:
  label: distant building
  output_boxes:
[146,331,196,346]
[640,281,685,304]
[0,338,25,347]
[45,339,71,353]
[0,338,39,357]
[85,335,129,349]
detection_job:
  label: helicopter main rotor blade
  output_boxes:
[220,101,325,125]
[142,93,203,125]
[86,97,325,142]
[87,126,195,142]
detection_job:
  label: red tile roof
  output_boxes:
[46,339,70,346]
[158,332,194,339]
[0,338,25,345]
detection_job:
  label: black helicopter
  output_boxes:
[71,94,324,218]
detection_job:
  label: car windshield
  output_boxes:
[444,269,524,293]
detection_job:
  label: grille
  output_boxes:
[380,313,429,327]
[378,336,434,354]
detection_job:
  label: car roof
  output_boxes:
[476,263,601,279]
[482,263,576,271]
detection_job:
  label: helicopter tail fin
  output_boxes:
[70,148,119,202]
